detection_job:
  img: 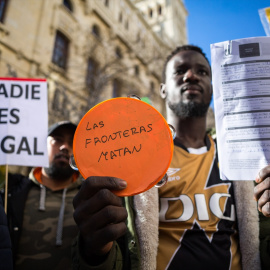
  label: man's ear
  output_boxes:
[160,83,167,99]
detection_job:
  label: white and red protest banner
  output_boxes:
[0,78,48,167]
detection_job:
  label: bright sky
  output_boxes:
[184,0,269,109]
[184,0,268,64]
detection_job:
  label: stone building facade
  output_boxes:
[0,0,188,125]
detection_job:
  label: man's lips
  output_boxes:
[181,84,202,94]
[54,154,70,163]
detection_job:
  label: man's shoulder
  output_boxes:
[8,173,33,192]
[9,172,31,182]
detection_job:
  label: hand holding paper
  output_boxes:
[254,165,270,217]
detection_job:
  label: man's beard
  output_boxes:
[44,162,74,181]
[168,100,210,118]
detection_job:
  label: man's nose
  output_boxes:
[183,69,199,82]
[59,143,72,153]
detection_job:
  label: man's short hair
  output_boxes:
[162,45,210,82]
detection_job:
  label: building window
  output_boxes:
[52,89,61,111]
[104,0,109,7]
[136,32,140,42]
[63,0,73,12]
[134,65,139,76]
[92,24,100,38]
[125,20,129,30]
[158,5,162,15]
[150,81,155,93]
[149,8,153,18]
[112,79,121,98]
[0,0,9,23]
[115,47,122,59]
[119,12,122,23]
[52,31,69,69]
[86,58,98,89]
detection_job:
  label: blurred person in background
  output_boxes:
[0,195,13,270]
[1,121,82,270]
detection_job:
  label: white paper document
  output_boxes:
[211,37,270,180]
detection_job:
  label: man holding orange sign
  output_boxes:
[72,45,265,269]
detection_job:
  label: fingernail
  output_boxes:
[255,175,260,183]
[118,179,127,188]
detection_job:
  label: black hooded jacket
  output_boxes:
[0,193,13,270]
[0,173,33,263]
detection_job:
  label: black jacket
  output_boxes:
[0,194,13,270]
[0,173,33,263]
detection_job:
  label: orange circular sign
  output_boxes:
[73,97,173,196]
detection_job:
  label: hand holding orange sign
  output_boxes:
[72,97,174,196]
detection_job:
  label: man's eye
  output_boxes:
[175,69,185,75]
[51,137,62,144]
[198,70,208,76]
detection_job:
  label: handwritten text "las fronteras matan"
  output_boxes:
[84,121,153,162]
